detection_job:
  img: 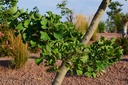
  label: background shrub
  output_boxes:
[97,21,106,33]
[116,37,128,55]
[0,25,13,57]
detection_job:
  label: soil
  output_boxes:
[0,33,128,85]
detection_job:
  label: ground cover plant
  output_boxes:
[116,37,128,55]
[84,37,123,77]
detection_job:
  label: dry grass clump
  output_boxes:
[74,14,97,40]
[74,14,89,34]
[7,30,28,69]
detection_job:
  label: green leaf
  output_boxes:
[40,18,48,29]
[35,57,43,65]
[40,31,50,41]
[22,33,27,42]
[92,72,97,78]
[19,8,24,13]
[16,23,25,31]
[76,69,83,75]
[24,20,30,28]
[80,55,88,63]
[30,13,35,19]
[52,48,59,54]
[30,40,36,47]
[44,49,51,56]
[46,45,51,51]
[87,66,93,72]
[36,14,42,19]
[49,59,54,65]
[9,6,17,14]
[84,72,92,77]
[58,53,62,59]
[53,32,63,39]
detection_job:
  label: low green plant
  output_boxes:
[116,37,128,55]
[97,21,106,33]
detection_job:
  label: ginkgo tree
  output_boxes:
[53,0,125,85]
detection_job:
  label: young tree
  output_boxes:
[53,0,127,85]
[53,0,111,85]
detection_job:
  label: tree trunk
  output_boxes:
[81,0,111,44]
[122,16,128,37]
[52,62,69,85]
[52,0,111,85]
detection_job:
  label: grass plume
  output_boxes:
[7,30,28,69]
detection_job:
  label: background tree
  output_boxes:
[122,15,128,37]
[106,1,123,32]
[56,0,73,23]
[0,0,18,25]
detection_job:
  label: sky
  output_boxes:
[17,0,128,21]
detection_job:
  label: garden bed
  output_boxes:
[0,33,128,85]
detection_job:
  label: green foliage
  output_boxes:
[0,0,18,24]
[10,8,90,73]
[84,37,123,77]
[116,37,128,55]
[113,13,123,32]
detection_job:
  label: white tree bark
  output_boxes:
[122,16,128,37]
[81,0,111,44]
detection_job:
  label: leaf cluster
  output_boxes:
[9,8,90,72]
[84,37,123,77]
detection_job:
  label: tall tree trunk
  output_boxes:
[52,0,111,85]
[122,16,128,37]
[81,0,111,44]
